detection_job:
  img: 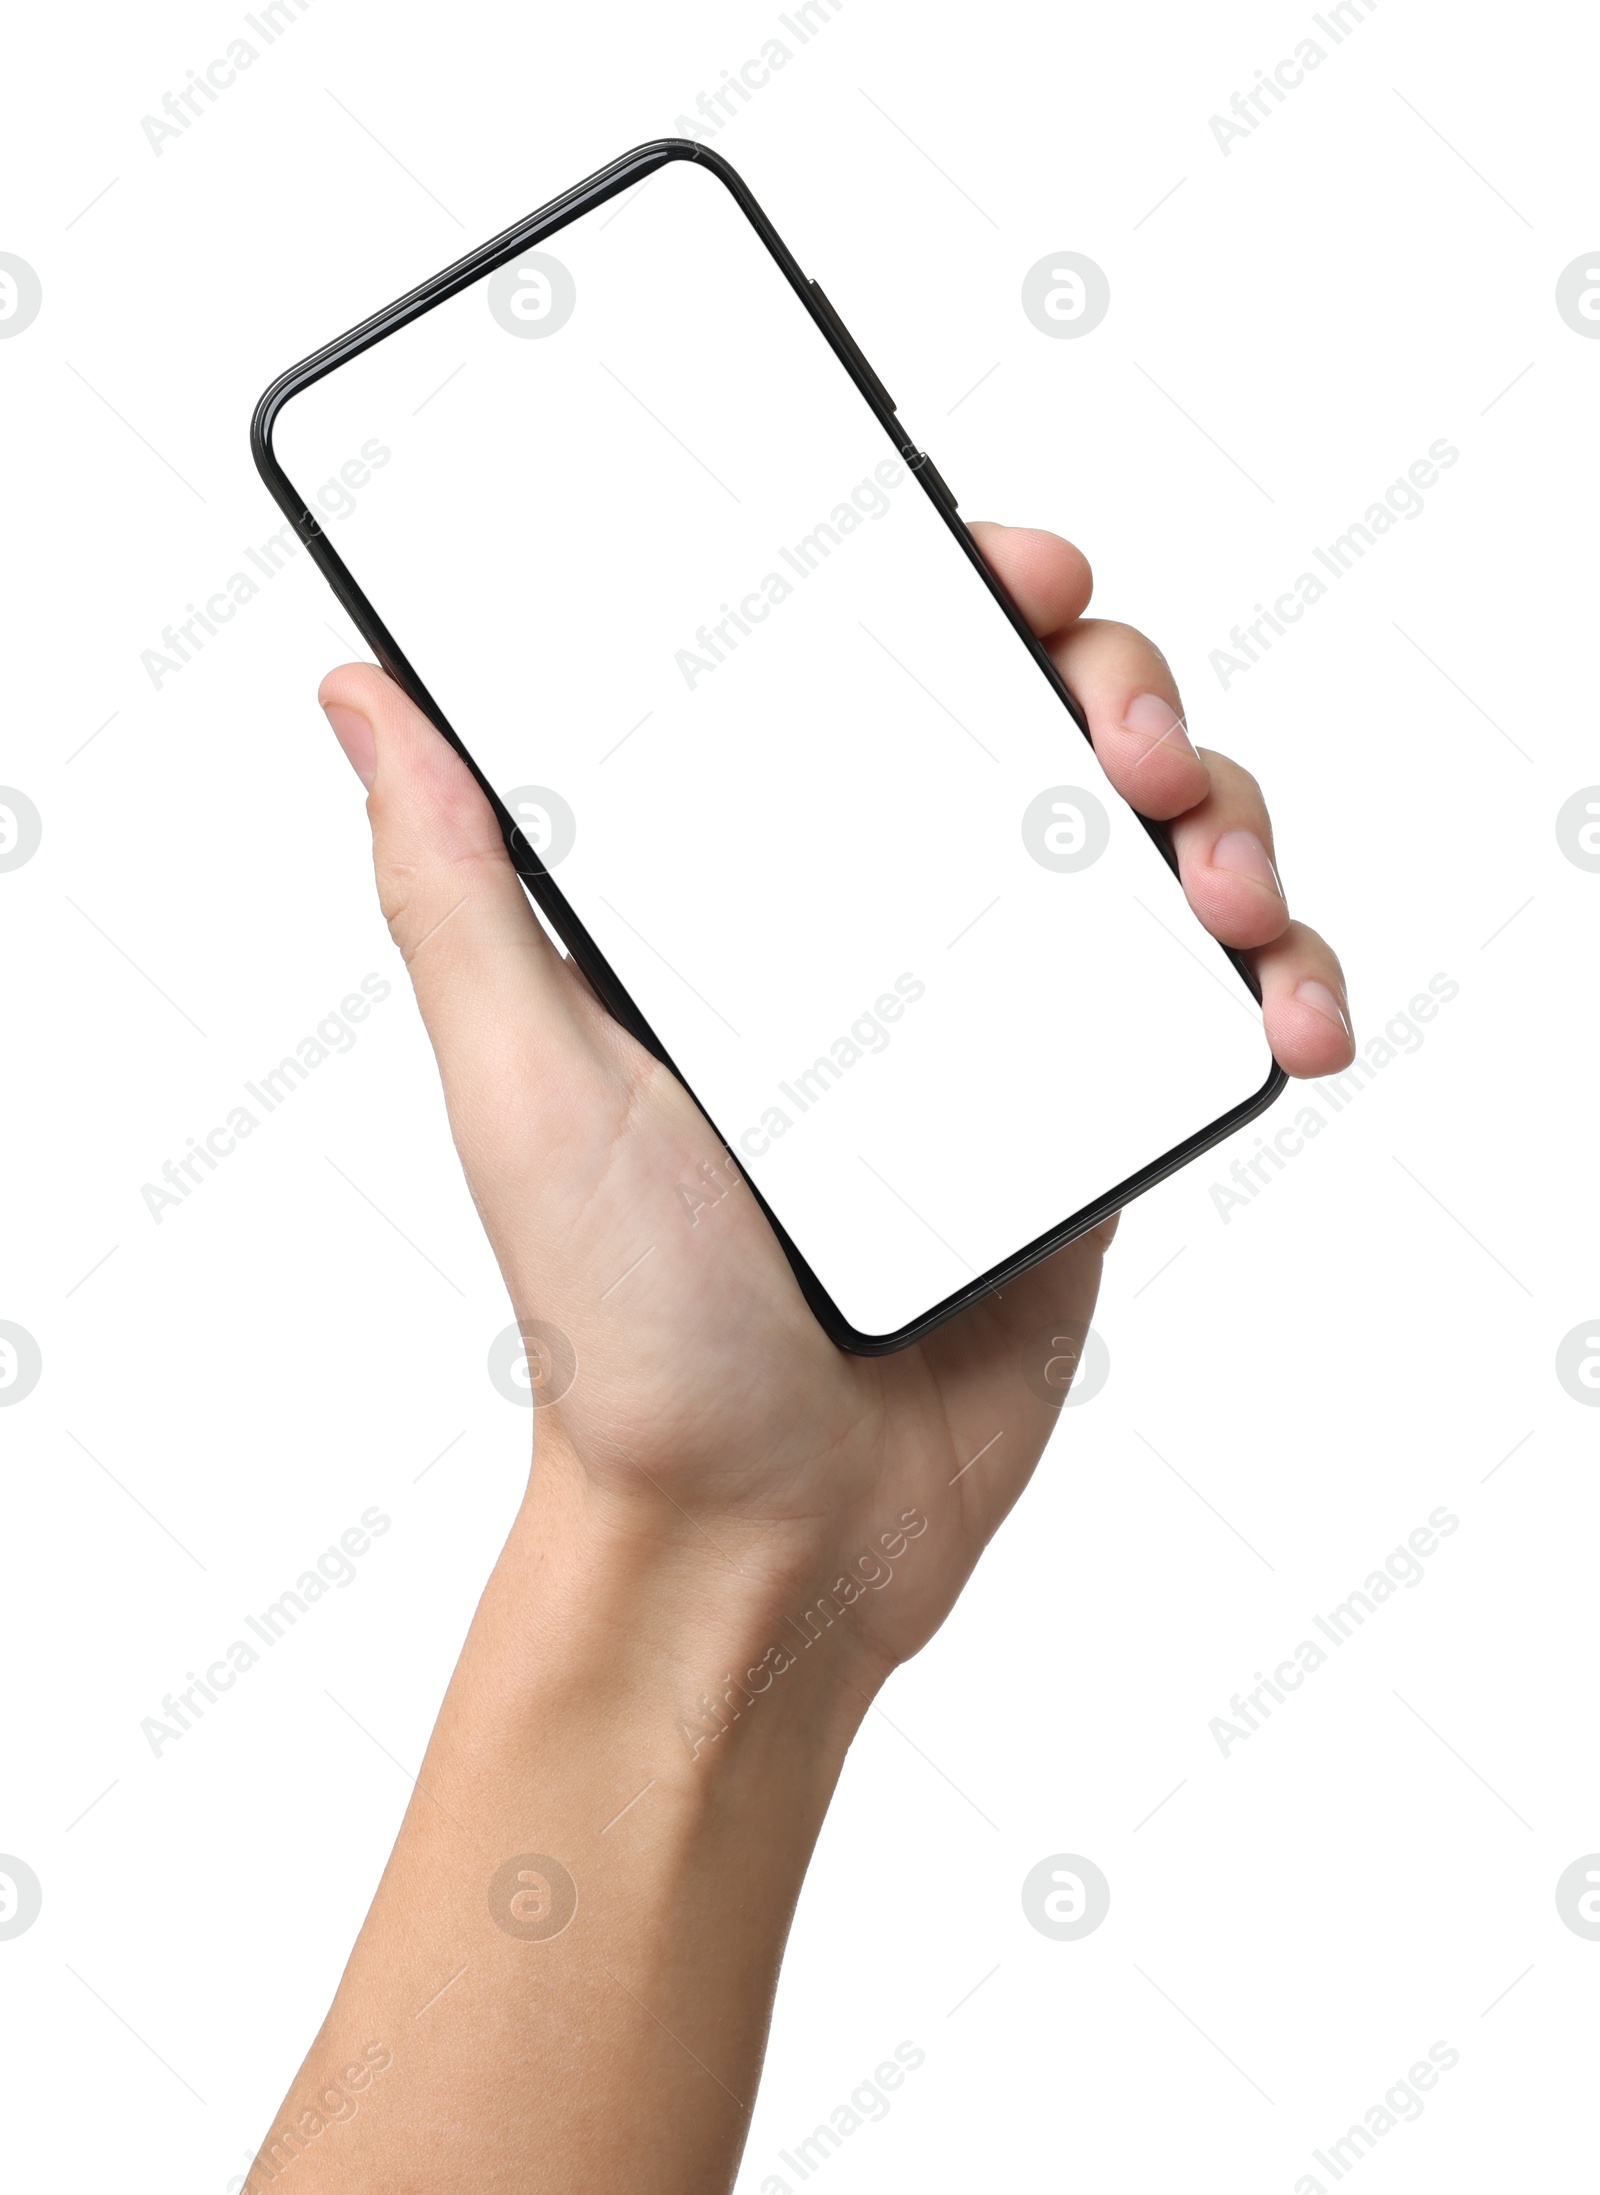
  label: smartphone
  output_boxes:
[252,139,1283,1355]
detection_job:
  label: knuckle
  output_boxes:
[1201,753,1263,809]
[1103,618,1174,677]
[372,852,425,954]
[372,844,500,966]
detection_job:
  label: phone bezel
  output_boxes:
[251,136,1287,1356]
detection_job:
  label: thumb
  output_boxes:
[318,661,593,1124]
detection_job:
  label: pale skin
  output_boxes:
[249,523,1353,2192]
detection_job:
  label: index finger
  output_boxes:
[969,521,1209,820]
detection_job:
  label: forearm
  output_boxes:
[248,1434,871,2193]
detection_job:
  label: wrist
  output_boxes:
[499,1433,883,1795]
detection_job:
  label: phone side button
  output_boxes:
[806,278,897,418]
[908,449,958,511]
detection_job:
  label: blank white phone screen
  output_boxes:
[270,153,1273,1343]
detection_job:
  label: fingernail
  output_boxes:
[322,702,376,790]
[1212,828,1283,897]
[1295,978,1352,1040]
[1122,692,1195,757]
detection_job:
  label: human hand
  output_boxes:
[318,521,1354,1699]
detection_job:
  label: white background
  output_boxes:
[1,2,1595,2189]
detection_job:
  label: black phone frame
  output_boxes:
[251,136,1287,1357]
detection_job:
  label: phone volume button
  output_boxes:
[806,278,897,418]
